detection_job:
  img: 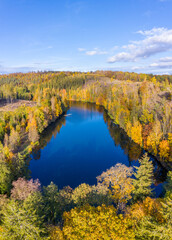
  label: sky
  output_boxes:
[0,0,172,74]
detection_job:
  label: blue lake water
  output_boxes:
[30,102,166,196]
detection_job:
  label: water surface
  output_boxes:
[30,102,166,195]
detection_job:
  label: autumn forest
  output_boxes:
[0,71,172,239]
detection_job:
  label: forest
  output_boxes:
[0,70,172,239]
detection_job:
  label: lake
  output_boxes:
[30,101,167,196]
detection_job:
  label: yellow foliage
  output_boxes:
[131,122,142,146]
[159,140,170,160]
[50,226,64,240]
[63,204,135,240]
[128,197,163,223]
[168,133,172,145]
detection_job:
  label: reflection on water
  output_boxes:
[30,101,167,196]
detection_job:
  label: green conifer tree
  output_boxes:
[0,200,46,240]
[133,153,154,202]
[164,171,172,198]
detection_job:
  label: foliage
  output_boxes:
[62,204,135,240]
[97,163,134,210]
[0,71,172,238]
[71,183,92,206]
[43,182,72,224]
[133,153,154,202]
[135,197,172,240]
[0,200,47,240]
[11,178,41,200]
[0,161,11,194]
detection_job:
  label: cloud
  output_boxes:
[0,56,73,74]
[158,57,172,62]
[0,65,37,74]
[85,48,107,56]
[78,47,108,56]
[78,48,85,52]
[148,56,172,69]
[108,27,172,63]
[131,55,172,72]
[150,62,172,69]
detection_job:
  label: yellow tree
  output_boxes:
[62,205,135,240]
[27,114,39,143]
[131,121,142,146]
[97,163,134,210]
[159,140,170,161]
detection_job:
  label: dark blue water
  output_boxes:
[30,102,166,196]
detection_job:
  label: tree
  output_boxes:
[164,171,172,198]
[159,140,170,161]
[9,128,20,152]
[43,182,72,224]
[27,114,39,143]
[11,153,29,179]
[62,204,135,240]
[49,226,64,240]
[11,178,41,200]
[135,197,172,240]
[132,153,154,202]
[0,200,46,240]
[0,161,11,194]
[71,183,92,206]
[97,163,134,210]
[131,121,142,146]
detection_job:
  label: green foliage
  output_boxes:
[71,183,92,206]
[133,153,154,202]
[0,161,11,194]
[164,171,172,198]
[139,109,154,125]
[0,71,172,238]
[43,182,72,224]
[135,197,172,240]
[0,120,5,141]
[23,191,45,219]
[0,200,47,240]
[11,153,29,180]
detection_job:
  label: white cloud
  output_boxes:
[158,57,172,62]
[131,56,172,72]
[150,62,172,68]
[78,48,85,52]
[148,56,172,69]
[85,48,107,56]
[108,27,172,63]
[85,50,98,56]
[137,27,167,36]
[78,47,116,56]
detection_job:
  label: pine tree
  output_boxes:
[0,200,46,240]
[164,171,172,198]
[0,160,11,194]
[136,197,172,239]
[133,153,154,202]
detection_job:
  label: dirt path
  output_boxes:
[0,99,37,112]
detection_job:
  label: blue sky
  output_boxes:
[0,0,172,74]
